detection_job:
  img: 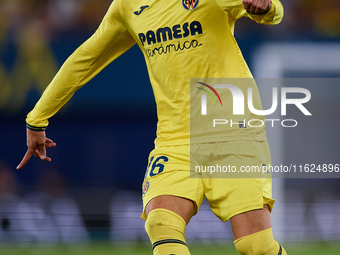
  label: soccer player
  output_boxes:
[18,0,287,254]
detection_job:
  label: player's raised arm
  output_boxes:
[243,0,283,24]
[242,0,271,14]
[17,0,136,169]
[216,0,283,25]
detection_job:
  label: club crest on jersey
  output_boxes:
[183,0,199,11]
[142,180,150,195]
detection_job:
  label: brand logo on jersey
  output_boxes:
[138,21,203,46]
[183,0,199,11]
[134,5,149,15]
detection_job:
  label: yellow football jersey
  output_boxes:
[26,0,283,146]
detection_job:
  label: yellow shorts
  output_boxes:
[141,140,275,222]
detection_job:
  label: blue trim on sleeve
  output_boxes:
[26,123,47,132]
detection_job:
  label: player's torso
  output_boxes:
[121,0,238,65]
[118,0,261,145]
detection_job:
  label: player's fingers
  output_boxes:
[45,138,54,143]
[38,143,48,161]
[16,149,34,170]
[45,138,56,149]
[255,0,270,14]
[33,139,55,160]
[242,0,251,10]
[45,143,56,149]
[39,143,52,162]
[41,155,52,162]
[266,0,272,12]
[249,0,258,13]
[33,149,40,158]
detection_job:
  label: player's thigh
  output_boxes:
[230,204,271,240]
[141,145,204,223]
[200,141,275,221]
[146,195,196,224]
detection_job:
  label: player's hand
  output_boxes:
[16,128,56,170]
[243,0,272,14]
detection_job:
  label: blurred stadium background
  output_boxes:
[0,0,339,254]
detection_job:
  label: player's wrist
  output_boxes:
[26,123,47,132]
